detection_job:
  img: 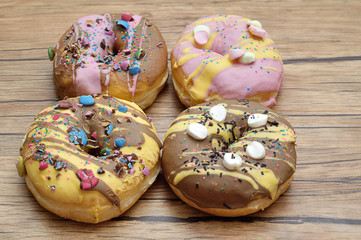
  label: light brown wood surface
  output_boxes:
[1,0,361,239]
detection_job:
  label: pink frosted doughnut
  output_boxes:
[171,15,284,107]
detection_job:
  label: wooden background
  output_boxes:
[1,0,361,239]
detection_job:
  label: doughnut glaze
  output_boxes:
[51,13,168,109]
[17,95,161,223]
[171,15,284,107]
[162,99,296,216]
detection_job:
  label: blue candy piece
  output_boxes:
[79,95,95,106]
[115,138,126,148]
[106,123,114,135]
[68,127,87,146]
[118,104,128,113]
[129,66,141,75]
[117,20,129,30]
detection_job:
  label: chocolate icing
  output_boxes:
[162,99,296,210]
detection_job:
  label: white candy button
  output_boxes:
[247,20,262,29]
[187,123,208,140]
[248,24,266,38]
[240,52,256,64]
[248,114,268,128]
[209,104,227,122]
[223,153,243,170]
[246,141,266,160]
[229,49,245,61]
[193,25,210,46]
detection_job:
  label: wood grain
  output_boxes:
[1,0,361,239]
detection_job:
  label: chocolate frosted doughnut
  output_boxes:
[162,99,296,216]
[17,95,161,223]
[50,13,168,109]
[171,15,283,107]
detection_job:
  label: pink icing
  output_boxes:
[172,15,283,107]
[74,14,115,95]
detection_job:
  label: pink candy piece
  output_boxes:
[39,161,48,170]
[104,29,114,36]
[142,166,150,176]
[91,131,97,140]
[248,25,266,38]
[76,169,99,190]
[194,31,209,46]
[121,13,133,21]
[120,61,130,71]
[106,109,112,115]
[52,115,61,121]
[229,49,245,61]
[130,168,135,175]
[82,37,90,46]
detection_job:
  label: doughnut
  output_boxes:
[171,15,284,107]
[49,13,168,109]
[17,94,161,223]
[162,99,296,216]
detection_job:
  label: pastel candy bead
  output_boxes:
[229,49,245,61]
[142,166,150,176]
[117,20,129,30]
[248,24,266,38]
[115,138,126,148]
[193,25,211,35]
[82,37,90,46]
[121,13,133,21]
[209,104,227,122]
[194,31,209,46]
[79,95,95,106]
[39,161,49,170]
[129,66,141,75]
[240,52,256,64]
[248,114,268,128]
[187,123,208,140]
[193,25,210,46]
[246,141,266,160]
[118,104,128,113]
[247,20,262,29]
[48,47,54,61]
[223,153,243,170]
[120,60,130,71]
